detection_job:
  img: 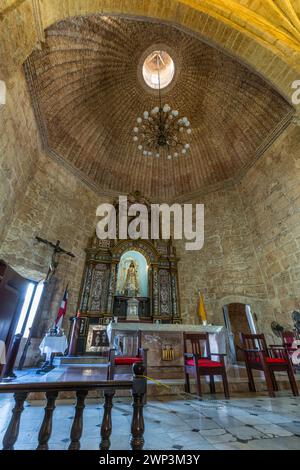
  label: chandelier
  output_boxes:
[132,51,191,160]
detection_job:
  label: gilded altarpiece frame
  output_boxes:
[75,194,182,354]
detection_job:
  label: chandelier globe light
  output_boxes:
[133,51,191,160]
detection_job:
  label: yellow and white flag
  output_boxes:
[198,292,208,325]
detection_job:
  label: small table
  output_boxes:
[38,335,68,373]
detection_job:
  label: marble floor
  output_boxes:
[1,392,300,450]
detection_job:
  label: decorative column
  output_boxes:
[37,391,58,450]
[100,389,115,450]
[130,363,146,450]
[148,265,153,316]
[68,390,88,450]
[170,270,181,323]
[68,314,81,356]
[2,392,28,450]
[79,263,93,313]
[152,265,159,320]
[107,262,117,315]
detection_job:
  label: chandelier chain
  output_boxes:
[133,50,192,160]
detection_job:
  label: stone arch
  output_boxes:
[111,239,160,265]
[1,0,299,111]
[214,294,269,333]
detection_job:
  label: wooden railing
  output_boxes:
[0,363,146,450]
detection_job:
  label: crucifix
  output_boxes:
[35,236,75,282]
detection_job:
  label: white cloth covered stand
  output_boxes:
[39,335,68,362]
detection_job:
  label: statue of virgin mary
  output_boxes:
[123,261,139,297]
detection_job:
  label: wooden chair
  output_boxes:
[183,332,229,399]
[107,330,147,381]
[282,330,299,348]
[239,333,299,397]
[280,331,300,374]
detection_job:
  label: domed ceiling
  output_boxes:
[25,15,294,201]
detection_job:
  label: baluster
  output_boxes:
[130,363,146,450]
[68,390,88,450]
[2,392,28,450]
[36,391,58,450]
[100,389,115,450]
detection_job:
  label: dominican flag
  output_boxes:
[55,285,69,329]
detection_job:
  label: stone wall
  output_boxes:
[174,187,268,331]
[0,152,111,365]
[0,68,41,243]
[240,124,300,329]
[1,146,272,363]
[3,125,300,359]
[175,123,300,335]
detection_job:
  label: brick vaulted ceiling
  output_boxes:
[25,15,294,201]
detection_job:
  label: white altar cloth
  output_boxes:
[39,335,68,362]
[0,340,6,365]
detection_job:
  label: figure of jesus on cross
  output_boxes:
[35,236,75,282]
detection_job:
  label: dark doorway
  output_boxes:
[223,303,257,363]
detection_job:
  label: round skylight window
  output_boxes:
[142,50,175,89]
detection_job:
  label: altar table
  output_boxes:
[107,323,226,375]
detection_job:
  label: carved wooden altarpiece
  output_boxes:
[74,193,182,355]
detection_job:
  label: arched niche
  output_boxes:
[111,239,159,264]
[116,249,149,298]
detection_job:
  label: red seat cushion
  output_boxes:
[186,358,222,368]
[266,357,287,364]
[249,356,287,364]
[114,356,143,366]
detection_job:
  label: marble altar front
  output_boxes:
[107,323,226,378]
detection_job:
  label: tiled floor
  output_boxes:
[1,393,300,450]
